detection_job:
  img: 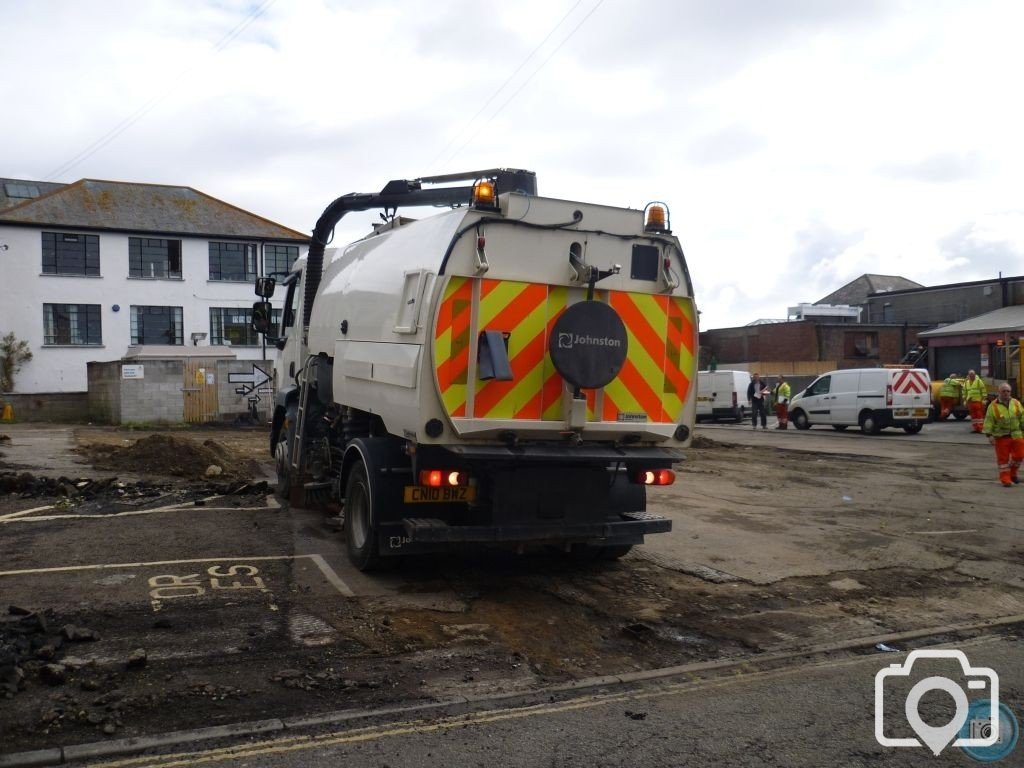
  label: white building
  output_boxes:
[0,177,309,393]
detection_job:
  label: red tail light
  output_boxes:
[419,470,467,487]
[886,384,893,406]
[732,392,737,407]
[634,469,676,486]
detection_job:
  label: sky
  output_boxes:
[2,0,1023,329]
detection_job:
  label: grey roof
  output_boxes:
[816,274,923,306]
[918,305,1024,338]
[0,178,67,211]
[0,179,309,242]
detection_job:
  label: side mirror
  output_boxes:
[251,301,273,334]
[255,277,276,298]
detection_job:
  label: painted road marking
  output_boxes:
[1,494,280,523]
[0,504,56,521]
[0,554,354,597]
[83,634,1011,768]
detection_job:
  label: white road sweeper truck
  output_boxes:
[251,169,698,570]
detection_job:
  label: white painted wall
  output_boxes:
[0,225,306,393]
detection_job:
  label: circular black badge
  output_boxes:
[549,301,629,389]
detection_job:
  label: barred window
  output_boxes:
[210,306,280,346]
[264,244,299,278]
[845,331,879,359]
[130,305,183,345]
[42,232,100,276]
[129,237,182,278]
[209,241,257,281]
[43,304,102,345]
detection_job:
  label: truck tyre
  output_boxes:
[954,410,968,421]
[600,544,633,560]
[791,410,810,430]
[736,406,746,423]
[344,461,380,571]
[860,411,880,435]
[903,423,923,434]
[274,405,297,501]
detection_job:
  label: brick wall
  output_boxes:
[87,361,122,423]
[0,392,91,422]
[119,361,185,423]
[216,360,274,421]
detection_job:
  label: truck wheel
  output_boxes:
[860,412,880,435]
[344,461,380,571]
[792,410,810,430]
[600,544,633,560]
[736,406,746,423]
[903,423,923,434]
[274,405,297,501]
[954,411,968,421]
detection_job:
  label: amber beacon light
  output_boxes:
[644,202,670,233]
[472,179,497,208]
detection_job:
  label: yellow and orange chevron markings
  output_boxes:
[433,277,696,424]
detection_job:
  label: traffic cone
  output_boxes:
[1,403,13,422]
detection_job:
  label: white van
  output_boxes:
[788,368,931,434]
[696,370,749,422]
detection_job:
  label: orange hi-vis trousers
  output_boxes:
[968,400,986,433]
[939,396,957,419]
[992,435,1024,486]
[775,403,788,428]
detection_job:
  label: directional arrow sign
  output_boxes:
[229,365,272,395]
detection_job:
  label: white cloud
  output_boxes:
[2,0,1023,329]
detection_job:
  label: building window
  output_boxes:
[130,305,183,345]
[129,237,182,279]
[264,244,299,278]
[42,232,100,276]
[43,304,102,345]
[4,182,40,199]
[210,306,280,346]
[845,331,879,359]
[209,241,257,281]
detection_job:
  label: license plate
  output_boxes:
[912,408,929,418]
[403,486,477,503]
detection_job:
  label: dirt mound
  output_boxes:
[79,434,263,481]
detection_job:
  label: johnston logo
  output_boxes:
[557,332,624,350]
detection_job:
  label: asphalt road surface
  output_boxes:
[0,420,1021,765]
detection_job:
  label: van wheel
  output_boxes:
[903,423,923,435]
[860,412,881,435]
[832,425,848,432]
[344,460,380,571]
[792,410,810,430]
[736,406,746,423]
[954,411,968,421]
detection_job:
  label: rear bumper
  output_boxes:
[401,511,671,543]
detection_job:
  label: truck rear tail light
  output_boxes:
[886,384,893,406]
[419,470,468,487]
[634,469,675,486]
[732,392,737,407]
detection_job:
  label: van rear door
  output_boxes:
[889,368,931,420]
